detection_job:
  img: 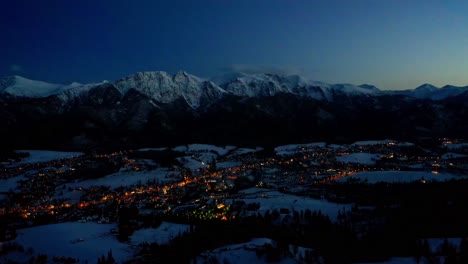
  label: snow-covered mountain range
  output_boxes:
[0,75,107,100]
[0,71,467,108]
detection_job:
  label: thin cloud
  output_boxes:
[9,64,24,72]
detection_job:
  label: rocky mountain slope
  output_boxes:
[0,71,466,149]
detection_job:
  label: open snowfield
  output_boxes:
[172,144,235,156]
[229,147,263,156]
[355,257,416,264]
[336,153,381,165]
[0,221,194,263]
[68,168,174,189]
[0,174,26,192]
[130,222,190,245]
[443,143,468,151]
[231,188,351,220]
[137,147,167,151]
[427,238,463,253]
[216,161,242,169]
[351,140,394,146]
[340,171,462,183]
[14,150,83,164]
[0,222,132,263]
[197,238,316,264]
[275,142,327,156]
[198,238,274,264]
[441,152,468,160]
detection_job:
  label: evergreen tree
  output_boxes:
[460,238,468,264]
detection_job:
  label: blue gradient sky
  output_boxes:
[1,0,467,90]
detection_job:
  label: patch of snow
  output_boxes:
[231,188,351,220]
[442,143,468,151]
[176,153,218,171]
[130,222,190,245]
[231,148,259,155]
[197,238,317,264]
[137,147,167,151]
[0,175,26,192]
[427,238,463,253]
[2,222,132,263]
[351,140,394,146]
[172,145,188,152]
[14,150,83,164]
[69,168,174,189]
[441,152,468,160]
[187,144,231,156]
[216,161,242,169]
[340,171,461,183]
[0,75,101,99]
[336,153,381,165]
[275,142,327,156]
[355,257,417,264]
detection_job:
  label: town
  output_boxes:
[1,138,467,263]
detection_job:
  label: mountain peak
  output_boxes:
[358,84,379,91]
[114,71,225,108]
[415,83,438,91]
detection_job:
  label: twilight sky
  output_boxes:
[1,0,467,90]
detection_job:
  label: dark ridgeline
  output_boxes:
[0,81,467,151]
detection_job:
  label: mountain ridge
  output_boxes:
[2,71,466,107]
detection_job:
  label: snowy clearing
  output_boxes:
[275,143,326,156]
[229,147,262,156]
[216,161,242,169]
[68,168,174,189]
[340,171,462,183]
[130,222,190,245]
[441,152,468,160]
[197,238,316,264]
[355,257,416,264]
[14,150,83,164]
[231,188,351,220]
[351,140,394,146]
[0,175,26,192]
[336,153,381,165]
[427,238,463,253]
[1,222,132,263]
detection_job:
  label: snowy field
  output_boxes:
[137,147,167,151]
[443,142,468,151]
[0,222,132,263]
[68,168,175,189]
[177,152,218,171]
[14,150,83,164]
[216,161,242,169]
[339,171,462,183]
[427,238,463,253]
[350,140,394,146]
[130,222,190,245]
[275,142,327,156]
[197,238,316,264]
[355,257,416,264]
[0,174,26,192]
[336,153,381,165]
[230,188,351,220]
[441,152,468,160]
[228,147,263,156]
[0,221,194,263]
[172,144,235,156]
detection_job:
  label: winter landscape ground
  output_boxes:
[1,139,468,263]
